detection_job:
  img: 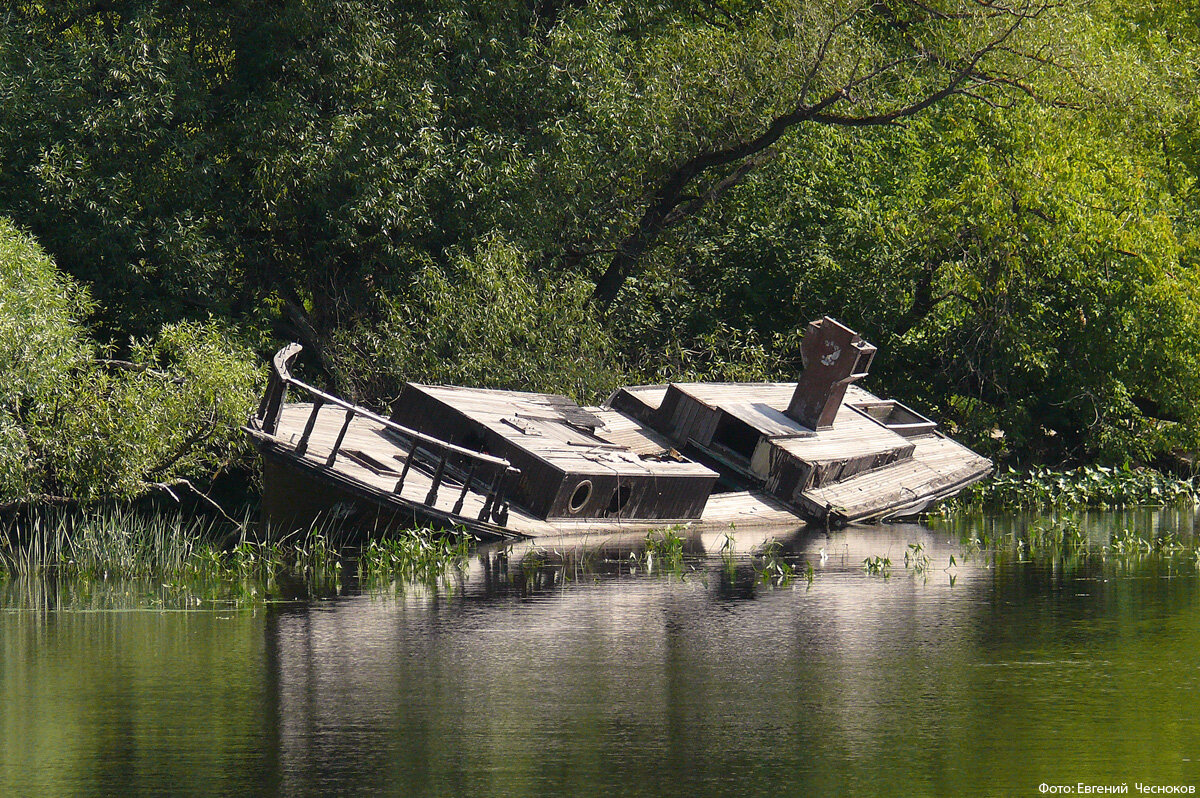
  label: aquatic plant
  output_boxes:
[933,509,1200,582]
[862,555,892,577]
[751,539,798,586]
[945,465,1200,512]
[718,531,738,578]
[356,529,472,588]
[640,527,686,574]
[1021,517,1089,553]
[0,508,221,580]
[903,542,930,575]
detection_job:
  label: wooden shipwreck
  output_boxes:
[245,317,991,540]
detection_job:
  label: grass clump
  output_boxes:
[0,509,480,606]
[1,508,223,580]
[356,529,473,588]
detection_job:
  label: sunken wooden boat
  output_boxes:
[245,317,992,540]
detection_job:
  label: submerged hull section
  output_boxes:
[247,320,991,538]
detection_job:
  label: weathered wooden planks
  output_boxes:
[800,434,992,522]
[390,384,718,521]
[597,381,991,524]
[257,401,817,536]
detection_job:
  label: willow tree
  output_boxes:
[0,218,261,506]
[540,0,1082,307]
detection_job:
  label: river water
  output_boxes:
[3,510,1200,797]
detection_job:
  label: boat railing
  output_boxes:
[255,343,519,525]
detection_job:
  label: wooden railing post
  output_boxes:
[257,342,303,435]
[485,467,517,525]
[326,408,355,467]
[256,344,523,528]
[259,376,289,435]
[424,455,447,506]
[393,444,418,494]
[294,398,325,456]
[478,467,502,521]
[452,461,478,515]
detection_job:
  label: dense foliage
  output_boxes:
[0,219,261,506]
[948,465,1200,512]
[1,0,1199,504]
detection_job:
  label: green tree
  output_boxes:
[2,0,1198,470]
[329,238,621,404]
[0,217,261,506]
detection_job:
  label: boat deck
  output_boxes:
[799,433,992,521]
[265,403,807,537]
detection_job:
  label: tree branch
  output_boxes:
[151,478,240,525]
[145,404,221,479]
[588,0,1057,307]
[99,359,186,384]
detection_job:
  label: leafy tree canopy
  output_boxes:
[0,0,1197,475]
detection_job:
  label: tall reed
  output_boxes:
[0,509,478,605]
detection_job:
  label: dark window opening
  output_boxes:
[568,480,593,513]
[712,413,760,461]
[605,485,632,516]
[709,474,745,494]
[460,430,486,452]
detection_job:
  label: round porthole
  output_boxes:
[568,480,593,513]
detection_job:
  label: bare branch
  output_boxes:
[0,494,75,513]
[151,478,240,525]
[801,2,869,105]
[689,0,737,31]
[145,404,220,478]
[99,358,185,384]
[662,149,779,228]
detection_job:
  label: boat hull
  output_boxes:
[253,436,519,541]
[246,337,992,539]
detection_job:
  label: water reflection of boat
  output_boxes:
[244,317,991,540]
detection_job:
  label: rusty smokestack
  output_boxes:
[785,317,876,430]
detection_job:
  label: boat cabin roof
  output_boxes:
[401,384,715,479]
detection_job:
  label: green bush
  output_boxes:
[0,218,262,505]
[330,237,622,404]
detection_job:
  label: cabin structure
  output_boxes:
[389,384,717,522]
[611,318,988,522]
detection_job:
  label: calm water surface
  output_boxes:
[3,510,1200,796]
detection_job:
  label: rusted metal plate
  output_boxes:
[786,317,877,430]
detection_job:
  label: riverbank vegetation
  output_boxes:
[2,1,1200,510]
[945,465,1200,512]
[940,513,1200,577]
[0,508,474,606]
[4,503,1198,608]
[0,219,261,510]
